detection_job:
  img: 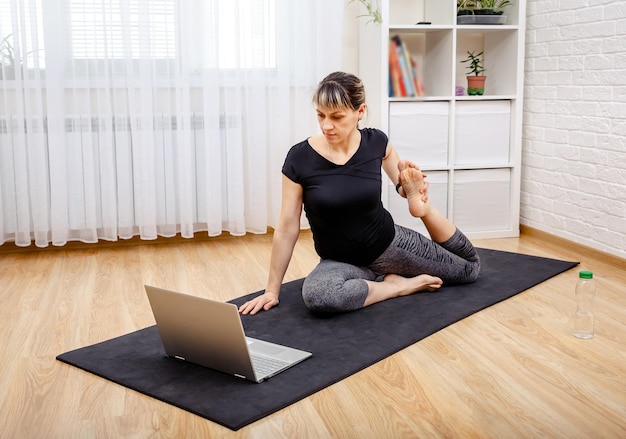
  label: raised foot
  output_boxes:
[399,167,429,218]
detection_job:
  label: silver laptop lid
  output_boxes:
[145,285,258,381]
[145,285,312,383]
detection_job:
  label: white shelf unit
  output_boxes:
[358,0,526,239]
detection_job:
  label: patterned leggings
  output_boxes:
[301,225,480,312]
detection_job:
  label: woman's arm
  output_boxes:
[382,142,402,191]
[239,175,303,315]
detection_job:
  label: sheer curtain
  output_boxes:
[0,0,343,247]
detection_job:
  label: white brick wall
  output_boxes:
[523,0,626,259]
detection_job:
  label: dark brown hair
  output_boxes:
[312,71,366,111]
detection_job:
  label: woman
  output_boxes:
[239,72,480,314]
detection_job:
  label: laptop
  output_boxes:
[145,285,312,383]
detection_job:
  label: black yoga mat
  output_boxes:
[57,248,578,431]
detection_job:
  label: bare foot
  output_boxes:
[399,166,429,218]
[364,272,443,306]
[383,273,442,296]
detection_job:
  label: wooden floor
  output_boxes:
[1,230,624,438]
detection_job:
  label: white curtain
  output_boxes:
[0,0,343,247]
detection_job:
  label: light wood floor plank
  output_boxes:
[0,231,624,438]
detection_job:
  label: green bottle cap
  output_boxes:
[579,270,593,279]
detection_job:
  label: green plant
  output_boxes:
[461,51,485,76]
[0,34,15,66]
[0,33,43,73]
[349,0,382,24]
[480,0,512,11]
[457,0,478,9]
[457,0,512,12]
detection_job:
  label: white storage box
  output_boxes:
[389,102,449,167]
[452,169,511,232]
[454,101,510,165]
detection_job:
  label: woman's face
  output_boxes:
[316,104,365,145]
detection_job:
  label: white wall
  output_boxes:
[523,0,626,259]
[342,1,361,73]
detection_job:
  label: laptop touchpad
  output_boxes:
[249,342,285,356]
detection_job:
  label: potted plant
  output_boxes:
[457,0,478,16]
[0,34,42,79]
[474,0,512,15]
[461,51,486,95]
[0,34,15,79]
[457,0,511,24]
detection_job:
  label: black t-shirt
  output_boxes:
[282,128,395,266]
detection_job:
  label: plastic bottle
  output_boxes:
[573,270,595,339]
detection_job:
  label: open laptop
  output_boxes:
[145,285,312,383]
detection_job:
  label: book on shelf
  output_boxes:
[389,35,424,98]
[389,37,405,97]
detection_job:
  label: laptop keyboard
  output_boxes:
[251,354,291,377]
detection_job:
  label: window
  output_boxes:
[69,0,176,60]
[68,0,276,69]
[212,0,276,69]
[0,0,277,74]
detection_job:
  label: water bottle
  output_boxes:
[573,270,595,339]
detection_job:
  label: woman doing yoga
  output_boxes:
[239,72,480,315]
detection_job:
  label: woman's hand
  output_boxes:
[238,291,279,315]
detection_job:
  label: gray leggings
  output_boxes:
[302,225,480,313]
